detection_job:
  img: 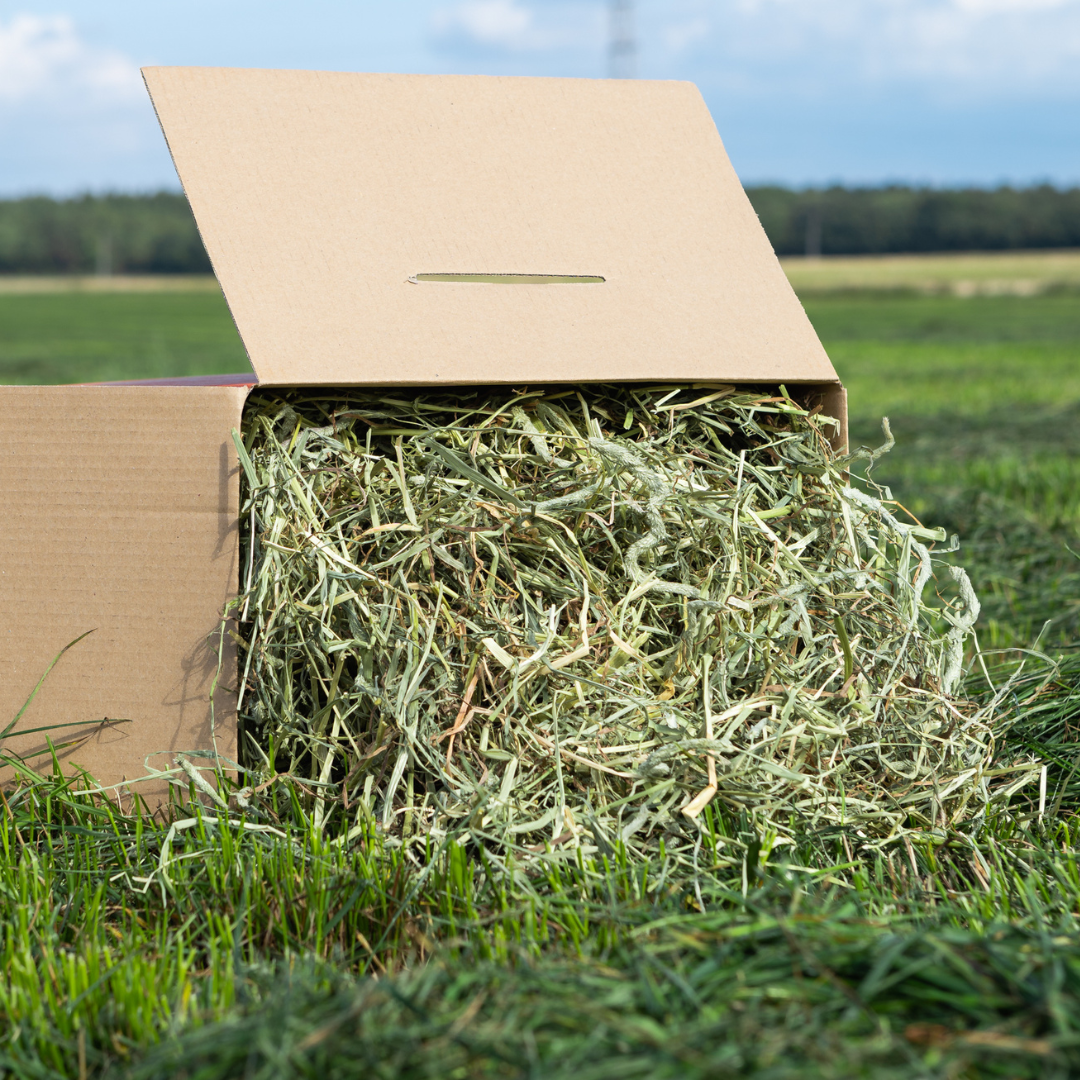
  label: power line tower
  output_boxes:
[608,0,636,79]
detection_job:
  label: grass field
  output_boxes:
[782,249,1080,296]
[0,290,250,384]
[1,256,1078,1078]
[810,290,1080,648]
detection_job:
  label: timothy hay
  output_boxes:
[229,384,1002,862]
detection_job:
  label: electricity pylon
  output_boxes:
[609,0,636,79]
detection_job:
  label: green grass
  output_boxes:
[812,294,1080,419]
[1,281,1079,1077]
[809,292,1080,342]
[0,292,252,384]
[5,700,1080,1080]
[806,292,1080,649]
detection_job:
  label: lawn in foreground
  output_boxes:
[4,699,1080,1080]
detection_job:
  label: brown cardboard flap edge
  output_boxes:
[143,66,840,396]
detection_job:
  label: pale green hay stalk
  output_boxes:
[229,384,1027,865]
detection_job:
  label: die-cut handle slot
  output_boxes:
[410,273,605,285]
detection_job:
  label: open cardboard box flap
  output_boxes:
[143,67,840,392]
[1,69,844,799]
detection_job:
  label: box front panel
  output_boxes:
[0,386,246,798]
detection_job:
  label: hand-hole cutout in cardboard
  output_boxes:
[410,273,605,285]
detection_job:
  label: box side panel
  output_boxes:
[781,382,846,453]
[812,383,848,454]
[143,68,837,390]
[0,386,246,800]
[829,384,848,454]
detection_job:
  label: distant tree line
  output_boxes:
[0,193,211,274]
[0,186,1078,273]
[748,184,1080,257]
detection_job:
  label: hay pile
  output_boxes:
[229,384,996,860]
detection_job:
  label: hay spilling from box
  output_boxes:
[230,385,994,858]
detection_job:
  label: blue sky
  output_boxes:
[1,0,1079,195]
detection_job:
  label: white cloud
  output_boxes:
[952,0,1071,12]
[432,0,602,54]
[438,1,533,49]
[0,15,172,195]
[674,0,1080,100]
[432,0,1080,99]
[0,14,142,108]
[879,0,1080,93]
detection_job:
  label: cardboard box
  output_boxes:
[0,68,845,798]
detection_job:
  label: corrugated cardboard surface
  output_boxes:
[0,386,245,796]
[817,383,848,453]
[144,68,839,391]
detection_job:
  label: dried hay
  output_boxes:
[228,384,1002,862]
